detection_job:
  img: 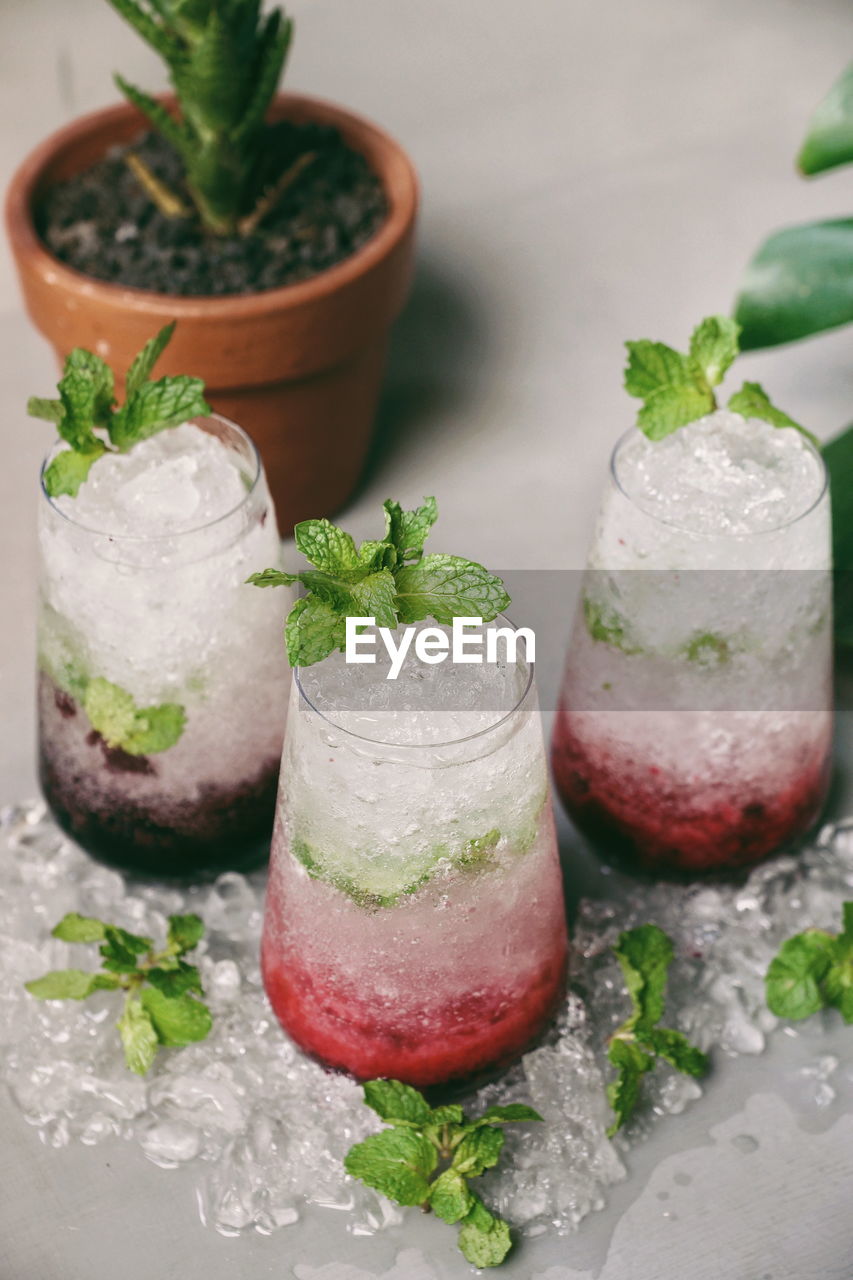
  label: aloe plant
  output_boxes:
[107,0,293,235]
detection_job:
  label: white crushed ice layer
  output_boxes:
[2,800,852,1239]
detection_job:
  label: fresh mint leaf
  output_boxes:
[140,987,212,1046]
[613,924,673,1033]
[429,1170,473,1224]
[457,1194,513,1269]
[606,1036,654,1137]
[607,924,708,1133]
[43,444,107,498]
[118,997,159,1075]
[476,1104,543,1125]
[294,518,360,571]
[689,316,741,387]
[346,1080,536,1265]
[245,568,298,588]
[765,929,834,1020]
[395,554,510,625]
[51,913,107,944]
[624,341,695,399]
[362,1079,432,1127]
[167,914,205,955]
[284,595,345,667]
[61,348,115,435]
[452,1126,505,1178]
[25,970,119,1000]
[637,382,716,440]
[344,1127,436,1206]
[121,703,186,755]
[110,375,209,450]
[125,321,176,398]
[383,497,438,562]
[822,934,853,1023]
[82,677,185,756]
[727,381,818,446]
[147,961,203,998]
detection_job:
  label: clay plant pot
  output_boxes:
[5,93,418,533]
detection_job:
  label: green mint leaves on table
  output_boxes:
[83,676,186,756]
[247,497,511,667]
[26,911,211,1075]
[607,925,709,1136]
[344,1079,542,1268]
[624,314,815,444]
[28,322,210,498]
[766,902,853,1023]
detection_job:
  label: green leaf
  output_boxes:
[114,74,191,160]
[294,518,361,571]
[147,961,203,998]
[395,554,510,625]
[623,341,695,399]
[167,913,205,955]
[606,1036,654,1136]
[383,497,438,561]
[51,913,107,944]
[476,1104,543,1125]
[452,1126,505,1178]
[284,596,346,667]
[636,382,716,441]
[42,445,107,498]
[362,1079,432,1127]
[843,902,853,941]
[583,597,642,654]
[798,62,853,175]
[429,1169,473,1225]
[642,1027,709,1077]
[25,969,118,1000]
[727,382,817,446]
[613,924,674,1033]
[426,1104,465,1126]
[689,315,741,387]
[823,933,853,1023]
[110,376,209,449]
[62,348,115,428]
[344,1127,437,1206]
[99,923,153,974]
[27,396,65,424]
[735,219,853,349]
[125,322,176,398]
[765,929,835,1020]
[121,703,186,755]
[83,678,137,748]
[457,1194,513,1268]
[246,568,298,588]
[140,987,213,1046]
[118,997,159,1075]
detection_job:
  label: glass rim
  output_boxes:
[294,613,537,750]
[39,412,262,542]
[609,423,829,538]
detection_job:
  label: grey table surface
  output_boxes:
[3,0,853,1277]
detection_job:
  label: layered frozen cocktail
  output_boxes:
[37,416,288,876]
[553,407,833,874]
[262,624,568,1086]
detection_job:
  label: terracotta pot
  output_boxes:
[5,93,418,533]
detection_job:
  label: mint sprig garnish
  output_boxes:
[26,912,211,1075]
[624,315,816,444]
[29,322,210,497]
[344,1080,542,1268]
[83,676,185,755]
[606,925,709,1135]
[766,902,853,1023]
[247,498,511,667]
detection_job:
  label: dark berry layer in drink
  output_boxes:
[39,674,279,878]
[552,708,831,875]
[261,938,567,1088]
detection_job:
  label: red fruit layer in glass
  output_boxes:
[261,941,568,1088]
[551,712,830,875]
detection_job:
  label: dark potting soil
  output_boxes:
[37,122,388,297]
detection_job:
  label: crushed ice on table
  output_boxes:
[3,801,853,1241]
